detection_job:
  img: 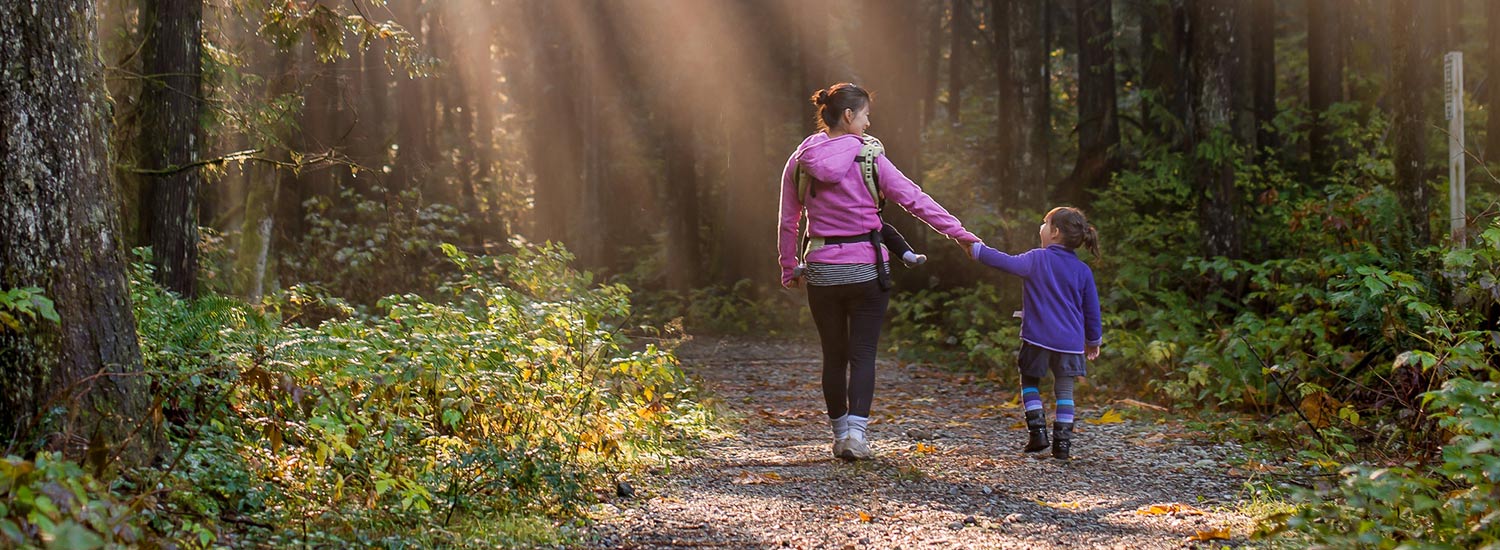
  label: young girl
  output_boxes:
[969,207,1102,460]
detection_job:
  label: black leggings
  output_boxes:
[807,280,890,419]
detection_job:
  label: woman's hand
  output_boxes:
[959,238,983,259]
[1085,345,1100,361]
[783,277,801,289]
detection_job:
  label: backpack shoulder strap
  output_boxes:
[857,134,886,213]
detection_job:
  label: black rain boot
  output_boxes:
[1052,422,1074,460]
[1023,410,1050,452]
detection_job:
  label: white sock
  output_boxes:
[902,251,926,264]
[846,415,869,442]
[830,414,849,440]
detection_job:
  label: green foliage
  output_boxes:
[886,283,1020,372]
[0,287,59,333]
[281,187,470,308]
[15,240,713,547]
[0,453,142,548]
[634,279,809,336]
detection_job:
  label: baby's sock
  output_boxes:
[901,251,927,265]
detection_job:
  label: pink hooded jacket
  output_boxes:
[777,132,979,287]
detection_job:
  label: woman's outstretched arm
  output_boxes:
[874,155,980,248]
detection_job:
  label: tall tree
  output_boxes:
[1057,0,1120,208]
[1139,0,1188,145]
[1185,0,1250,259]
[1250,0,1277,155]
[1,0,151,457]
[235,47,296,301]
[993,0,1050,209]
[524,2,586,251]
[1308,0,1344,181]
[1391,0,1432,245]
[1488,0,1500,160]
[139,0,205,297]
[949,0,968,125]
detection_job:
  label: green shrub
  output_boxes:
[0,239,713,548]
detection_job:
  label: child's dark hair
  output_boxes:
[810,83,872,132]
[1046,206,1101,258]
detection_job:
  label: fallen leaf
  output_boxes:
[1189,527,1231,541]
[1036,500,1082,509]
[1300,392,1340,428]
[914,442,936,454]
[732,471,783,485]
[1113,398,1168,412]
[857,510,873,523]
[1092,409,1124,424]
[1135,503,1205,516]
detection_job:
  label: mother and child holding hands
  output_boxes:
[777,83,1104,462]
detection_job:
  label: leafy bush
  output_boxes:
[0,240,713,548]
[281,186,470,308]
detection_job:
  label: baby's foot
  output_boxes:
[901,251,927,267]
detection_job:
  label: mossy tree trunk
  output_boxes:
[0,0,153,461]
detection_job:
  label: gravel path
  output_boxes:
[583,337,1259,549]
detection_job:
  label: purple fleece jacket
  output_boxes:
[777,132,979,287]
[971,242,1103,354]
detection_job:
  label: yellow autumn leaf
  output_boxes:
[731,471,783,485]
[1036,500,1082,509]
[1135,503,1205,516]
[1190,527,1231,541]
[857,510,873,523]
[914,442,936,454]
[1092,409,1124,424]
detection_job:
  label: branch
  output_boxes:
[122,148,351,176]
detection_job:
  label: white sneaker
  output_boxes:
[839,434,874,461]
[832,437,849,458]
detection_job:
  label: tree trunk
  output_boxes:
[236,48,295,301]
[922,1,943,130]
[524,2,584,249]
[1250,0,1277,156]
[1308,0,1344,181]
[1139,0,1188,146]
[1058,0,1120,208]
[949,0,968,125]
[1185,0,1250,259]
[1489,0,1500,160]
[995,0,1049,210]
[0,0,152,459]
[1391,0,1432,245]
[139,0,204,298]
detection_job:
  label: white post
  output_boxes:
[1445,51,1466,247]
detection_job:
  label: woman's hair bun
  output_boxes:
[810,88,831,106]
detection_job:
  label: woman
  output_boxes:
[778,83,980,460]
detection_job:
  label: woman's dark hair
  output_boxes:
[1045,206,1100,258]
[810,83,872,132]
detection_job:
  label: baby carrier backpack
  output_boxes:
[794,134,891,289]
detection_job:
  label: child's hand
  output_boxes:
[1085,345,1100,361]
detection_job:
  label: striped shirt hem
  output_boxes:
[805,262,878,286]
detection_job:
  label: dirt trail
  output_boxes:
[584,337,1258,549]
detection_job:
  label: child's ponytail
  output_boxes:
[1083,224,1100,259]
[1045,206,1101,259]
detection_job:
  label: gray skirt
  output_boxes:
[1018,342,1088,378]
